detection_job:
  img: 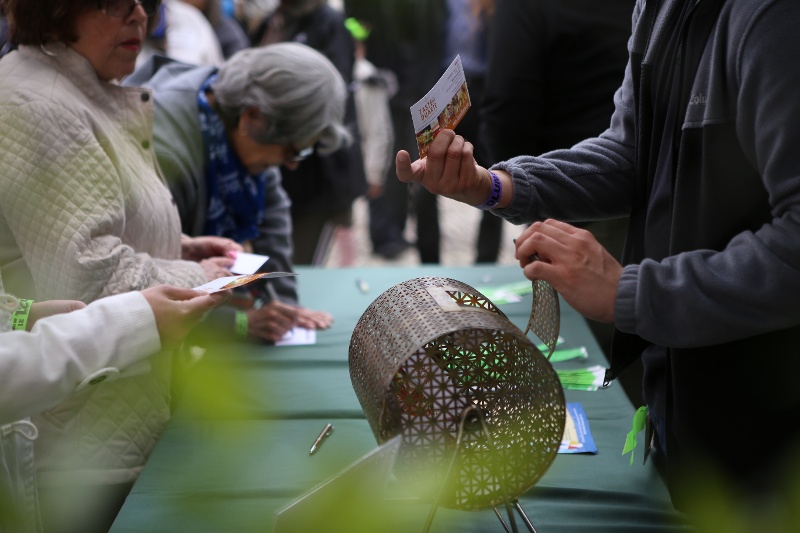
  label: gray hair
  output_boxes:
[211,42,351,154]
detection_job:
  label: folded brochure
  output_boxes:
[559,403,597,454]
[410,55,471,158]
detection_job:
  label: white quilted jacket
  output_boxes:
[0,44,207,487]
[0,284,161,532]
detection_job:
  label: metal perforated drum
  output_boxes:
[348,277,565,510]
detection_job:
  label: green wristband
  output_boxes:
[235,310,248,340]
[11,298,34,331]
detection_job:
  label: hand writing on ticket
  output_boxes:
[515,220,623,324]
[246,303,333,343]
[396,130,512,208]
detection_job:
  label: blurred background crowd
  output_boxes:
[5,0,800,530]
[0,0,630,271]
[0,1,635,531]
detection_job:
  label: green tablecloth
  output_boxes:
[110,265,694,532]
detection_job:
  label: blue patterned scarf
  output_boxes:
[198,74,267,242]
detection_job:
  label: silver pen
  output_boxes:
[309,423,334,455]
[266,280,280,303]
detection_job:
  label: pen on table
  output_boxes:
[309,423,334,455]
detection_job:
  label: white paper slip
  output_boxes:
[231,252,270,275]
[275,327,317,346]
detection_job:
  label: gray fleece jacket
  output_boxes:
[492,0,800,505]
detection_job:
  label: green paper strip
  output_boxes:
[555,366,605,391]
[621,406,648,465]
[561,384,599,392]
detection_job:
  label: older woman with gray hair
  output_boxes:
[126,42,351,342]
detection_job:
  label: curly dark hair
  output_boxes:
[1,0,95,45]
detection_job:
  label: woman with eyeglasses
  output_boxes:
[125,42,352,343]
[0,0,244,531]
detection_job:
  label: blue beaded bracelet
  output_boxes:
[476,171,502,211]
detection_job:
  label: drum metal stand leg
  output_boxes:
[421,407,539,533]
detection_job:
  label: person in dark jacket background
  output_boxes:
[477,0,632,266]
[477,0,636,401]
[344,0,448,262]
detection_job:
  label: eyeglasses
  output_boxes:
[98,0,161,18]
[287,144,315,163]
